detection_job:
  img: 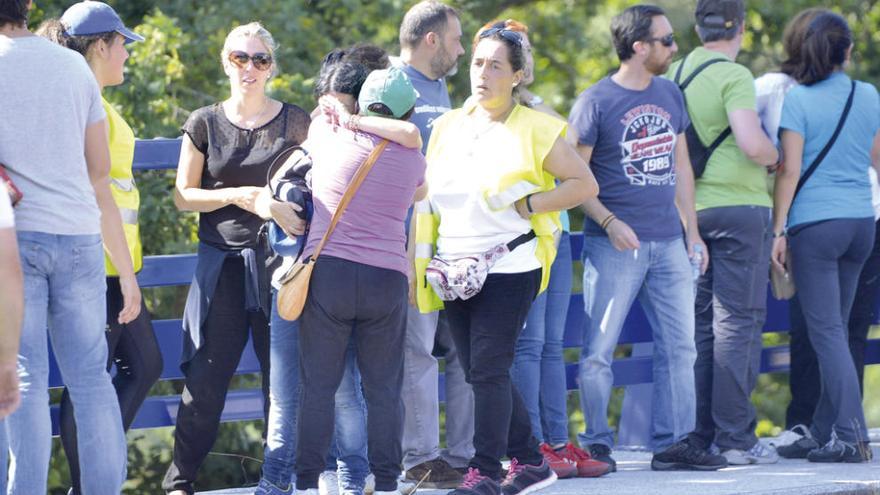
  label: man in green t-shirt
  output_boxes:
[665,0,781,466]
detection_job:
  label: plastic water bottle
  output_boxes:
[691,244,704,282]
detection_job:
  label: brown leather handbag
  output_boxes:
[276,139,388,321]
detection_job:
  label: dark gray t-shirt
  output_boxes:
[182,102,310,249]
[570,76,689,240]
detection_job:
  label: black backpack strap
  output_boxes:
[677,58,731,90]
[673,54,688,85]
[793,80,857,198]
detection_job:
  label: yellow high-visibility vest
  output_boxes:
[103,98,142,275]
[414,104,565,313]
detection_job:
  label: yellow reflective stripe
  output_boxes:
[120,207,138,225]
[111,177,135,191]
[485,180,538,211]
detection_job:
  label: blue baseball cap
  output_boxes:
[61,1,144,44]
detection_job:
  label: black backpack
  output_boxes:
[674,54,732,178]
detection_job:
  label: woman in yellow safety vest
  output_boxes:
[39,3,162,493]
[413,26,598,495]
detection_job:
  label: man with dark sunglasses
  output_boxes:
[568,4,725,472]
[395,1,475,490]
[666,0,782,466]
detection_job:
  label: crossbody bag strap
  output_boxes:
[311,139,389,260]
[793,80,857,199]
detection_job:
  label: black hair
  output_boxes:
[36,18,116,57]
[0,0,28,28]
[792,12,852,85]
[399,0,460,49]
[611,5,666,62]
[314,60,369,100]
[343,43,390,71]
[476,30,525,73]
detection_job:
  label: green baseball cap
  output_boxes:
[358,67,418,119]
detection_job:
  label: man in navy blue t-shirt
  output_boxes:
[568,4,723,473]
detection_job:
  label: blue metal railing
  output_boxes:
[46,137,880,435]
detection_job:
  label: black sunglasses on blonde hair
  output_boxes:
[228,50,273,71]
[478,26,522,46]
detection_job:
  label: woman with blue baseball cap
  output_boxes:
[38,2,158,494]
[0,0,142,493]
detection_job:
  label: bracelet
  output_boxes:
[773,230,786,238]
[347,114,360,131]
[525,194,535,214]
[600,213,616,230]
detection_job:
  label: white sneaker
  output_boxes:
[746,441,779,464]
[296,490,319,495]
[769,424,809,449]
[364,473,376,494]
[318,471,340,495]
[723,441,779,465]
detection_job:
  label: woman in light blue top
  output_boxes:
[771,10,880,463]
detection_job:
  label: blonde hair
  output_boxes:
[221,22,279,77]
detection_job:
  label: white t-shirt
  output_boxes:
[428,119,540,274]
[0,192,13,229]
[755,72,798,146]
[0,35,106,235]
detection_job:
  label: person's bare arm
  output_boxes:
[770,129,804,271]
[318,95,422,149]
[674,134,709,273]
[515,136,598,216]
[85,119,141,324]
[728,108,780,167]
[564,135,639,251]
[0,224,22,419]
[173,134,263,214]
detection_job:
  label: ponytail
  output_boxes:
[35,18,116,58]
[792,12,852,86]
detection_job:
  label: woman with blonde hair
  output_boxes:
[165,22,311,494]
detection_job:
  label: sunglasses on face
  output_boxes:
[645,33,675,47]
[478,27,523,47]
[228,51,273,71]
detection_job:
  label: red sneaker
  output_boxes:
[538,443,578,479]
[558,443,611,477]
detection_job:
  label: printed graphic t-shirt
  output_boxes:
[569,76,689,240]
[399,63,452,154]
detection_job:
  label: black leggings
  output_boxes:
[59,276,163,494]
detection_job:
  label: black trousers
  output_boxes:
[163,257,271,494]
[786,218,879,429]
[444,269,543,480]
[296,256,407,492]
[60,276,163,495]
[787,218,873,443]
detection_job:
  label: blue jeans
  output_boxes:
[7,232,126,494]
[578,235,696,452]
[511,232,572,445]
[262,293,368,492]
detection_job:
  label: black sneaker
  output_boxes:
[406,458,463,489]
[447,468,502,495]
[500,459,557,495]
[651,439,728,471]
[588,444,617,472]
[777,435,820,459]
[807,434,872,463]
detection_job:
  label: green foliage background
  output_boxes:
[24,0,880,492]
